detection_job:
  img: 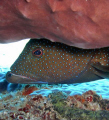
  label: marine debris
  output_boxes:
[0,85,109,120]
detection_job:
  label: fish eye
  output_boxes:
[32,47,43,57]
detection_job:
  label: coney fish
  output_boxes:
[6,39,109,84]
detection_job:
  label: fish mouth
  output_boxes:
[6,71,48,84]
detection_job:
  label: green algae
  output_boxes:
[49,92,109,120]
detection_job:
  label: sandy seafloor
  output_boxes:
[0,39,109,120]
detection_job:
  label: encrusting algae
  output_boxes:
[0,84,109,120]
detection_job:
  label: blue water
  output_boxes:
[0,39,109,99]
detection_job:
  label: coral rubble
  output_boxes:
[0,85,109,120]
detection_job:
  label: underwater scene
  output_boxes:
[0,39,109,120]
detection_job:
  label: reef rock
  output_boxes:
[1,0,109,49]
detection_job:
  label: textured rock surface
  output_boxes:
[1,0,109,49]
[1,90,109,120]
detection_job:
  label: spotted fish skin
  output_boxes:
[6,39,109,84]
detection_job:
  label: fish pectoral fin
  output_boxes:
[94,70,109,79]
[91,62,109,79]
[91,62,109,72]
